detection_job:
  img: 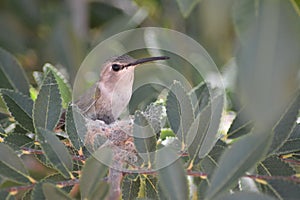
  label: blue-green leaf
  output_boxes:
[257,155,295,176]
[36,128,73,178]
[0,48,30,95]
[122,174,140,200]
[33,70,62,131]
[187,94,223,166]
[268,90,300,155]
[205,132,271,200]
[189,82,210,116]
[166,81,194,148]
[80,156,109,200]
[133,111,156,167]
[42,183,73,200]
[0,143,32,184]
[157,147,188,200]
[43,64,72,109]
[66,104,86,150]
[0,89,34,132]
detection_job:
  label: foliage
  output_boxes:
[0,50,299,199]
[0,0,299,200]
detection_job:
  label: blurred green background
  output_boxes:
[0,0,235,85]
[1,0,299,116]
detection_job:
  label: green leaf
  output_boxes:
[0,190,10,200]
[263,179,300,199]
[4,133,32,150]
[0,143,31,184]
[33,70,62,131]
[43,183,73,200]
[32,71,44,87]
[197,141,227,198]
[157,146,188,200]
[31,173,71,200]
[227,107,253,139]
[205,132,272,200]
[22,189,32,200]
[166,81,194,147]
[80,156,109,200]
[0,89,34,132]
[277,124,300,154]
[121,174,140,200]
[133,110,157,167]
[187,103,211,166]
[43,63,72,108]
[215,192,276,200]
[66,104,86,150]
[268,90,300,155]
[187,94,223,167]
[145,175,158,199]
[234,0,300,127]
[0,124,5,134]
[189,82,210,116]
[36,128,73,178]
[257,155,295,176]
[291,0,300,16]
[0,48,30,95]
[176,0,202,18]
[199,141,227,176]
[160,128,175,140]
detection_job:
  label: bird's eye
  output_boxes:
[112,64,121,71]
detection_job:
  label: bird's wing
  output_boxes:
[75,84,101,114]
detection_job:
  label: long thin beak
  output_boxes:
[125,56,169,67]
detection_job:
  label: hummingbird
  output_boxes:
[75,54,169,124]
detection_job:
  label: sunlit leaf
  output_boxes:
[122,174,140,200]
[33,70,62,131]
[290,0,300,16]
[0,89,34,132]
[0,48,30,95]
[36,128,73,178]
[0,143,31,184]
[43,63,72,108]
[157,147,188,200]
[166,81,194,147]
